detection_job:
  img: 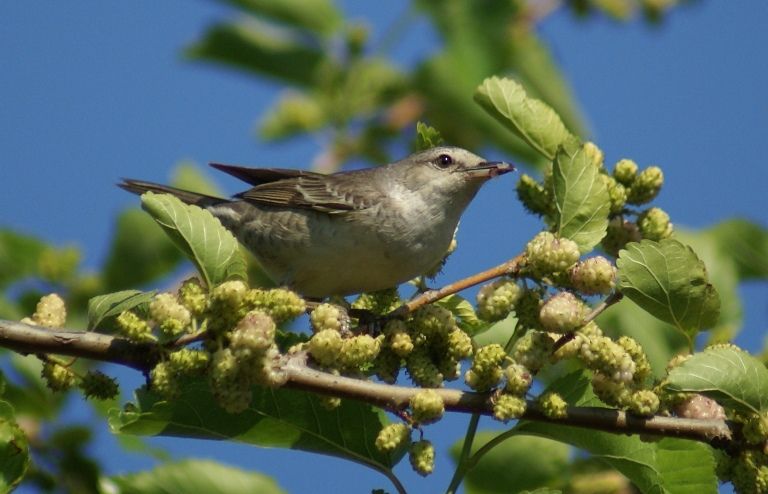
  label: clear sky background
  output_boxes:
[1,1,767,493]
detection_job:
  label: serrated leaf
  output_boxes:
[666,346,768,414]
[0,401,29,492]
[109,459,285,494]
[415,122,444,151]
[140,192,246,289]
[87,290,156,331]
[102,209,184,291]
[450,433,569,493]
[515,372,717,494]
[474,77,575,160]
[617,239,721,341]
[186,22,328,87]
[219,0,341,36]
[110,382,403,478]
[552,142,610,252]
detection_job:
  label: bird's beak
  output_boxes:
[464,161,515,179]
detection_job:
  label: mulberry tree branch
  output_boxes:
[0,318,733,449]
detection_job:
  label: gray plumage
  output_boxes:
[120,146,513,297]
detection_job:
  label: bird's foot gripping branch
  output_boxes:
[2,77,767,494]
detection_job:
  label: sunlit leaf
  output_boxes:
[552,142,610,253]
[0,401,29,492]
[617,239,720,341]
[218,0,341,36]
[414,122,444,151]
[666,346,768,414]
[87,290,156,331]
[141,192,247,289]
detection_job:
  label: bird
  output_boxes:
[119,146,514,298]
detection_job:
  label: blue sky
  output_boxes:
[2,1,767,492]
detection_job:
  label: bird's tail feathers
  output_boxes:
[118,179,226,207]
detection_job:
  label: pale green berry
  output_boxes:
[375,423,411,453]
[591,372,632,408]
[210,280,247,309]
[436,356,461,382]
[627,166,663,205]
[539,391,568,419]
[406,347,444,388]
[637,207,673,240]
[178,277,207,317]
[512,330,555,372]
[116,311,155,342]
[613,159,638,186]
[539,292,587,333]
[628,389,660,416]
[525,231,581,277]
[601,174,628,214]
[616,336,652,383]
[476,278,522,322]
[80,370,118,400]
[243,288,305,324]
[373,348,402,384]
[388,330,414,358]
[310,303,344,333]
[308,329,343,367]
[32,293,67,328]
[41,362,75,392]
[351,288,400,315]
[409,440,435,477]
[150,361,178,399]
[742,412,768,445]
[579,335,636,383]
[569,257,616,295]
[514,290,544,330]
[465,344,505,391]
[338,334,381,370]
[492,393,527,422]
[150,292,191,337]
[411,305,455,338]
[583,141,604,168]
[446,329,473,361]
[230,310,276,363]
[516,174,553,217]
[168,348,210,375]
[504,364,533,395]
[410,389,444,425]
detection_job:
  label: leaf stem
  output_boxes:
[445,413,481,494]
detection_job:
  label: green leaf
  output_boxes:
[434,294,482,334]
[472,314,517,349]
[102,209,184,291]
[617,239,721,341]
[666,346,768,414]
[140,192,247,289]
[172,161,223,198]
[218,0,341,36]
[451,433,569,493]
[0,401,29,492]
[109,459,285,494]
[414,122,444,151]
[474,77,575,161]
[552,142,610,253]
[186,22,328,87]
[515,372,718,494]
[0,230,47,289]
[111,382,403,477]
[87,290,156,331]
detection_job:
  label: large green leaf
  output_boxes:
[514,372,717,494]
[666,346,768,414]
[102,208,184,291]
[0,230,47,289]
[141,192,246,289]
[617,239,720,341]
[109,459,285,494]
[552,142,610,253]
[218,0,340,36]
[706,219,768,281]
[87,290,156,331]
[111,382,403,477]
[186,22,328,87]
[0,401,29,492]
[474,77,575,161]
[451,433,569,493]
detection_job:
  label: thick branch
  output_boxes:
[0,318,733,448]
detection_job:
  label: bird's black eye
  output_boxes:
[436,154,453,168]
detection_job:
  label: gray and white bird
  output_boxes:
[120,146,513,298]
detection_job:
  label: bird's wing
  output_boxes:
[210,163,323,186]
[235,168,385,214]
